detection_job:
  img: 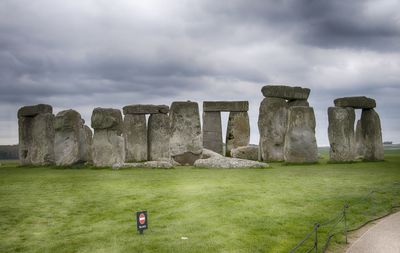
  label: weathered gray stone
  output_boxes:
[123,104,169,115]
[284,106,318,163]
[226,112,250,157]
[79,125,93,163]
[91,108,123,133]
[194,156,268,169]
[231,146,259,161]
[92,129,125,167]
[202,111,223,155]
[287,99,309,107]
[258,97,288,161]
[18,104,52,117]
[114,160,175,169]
[328,107,356,162]
[169,101,202,165]
[18,112,55,166]
[261,85,310,100]
[123,114,147,162]
[54,110,83,166]
[355,120,365,157]
[148,113,170,161]
[203,101,249,112]
[361,109,384,161]
[334,96,376,109]
[201,148,224,159]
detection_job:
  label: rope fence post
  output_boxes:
[314,223,319,253]
[344,203,349,244]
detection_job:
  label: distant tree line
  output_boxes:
[0,145,19,159]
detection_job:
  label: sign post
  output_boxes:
[136,210,148,234]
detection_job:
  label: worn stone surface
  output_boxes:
[203,101,249,112]
[194,156,268,169]
[123,104,169,115]
[361,109,384,161]
[201,148,224,159]
[91,108,123,133]
[334,96,376,109]
[258,97,288,161]
[231,146,259,161]
[148,113,170,160]
[18,112,55,165]
[54,110,83,166]
[202,111,223,155]
[226,112,250,157]
[287,99,309,107]
[114,160,175,169]
[261,85,310,100]
[355,120,364,157]
[123,114,147,162]
[284,106,318,163]
[18,104,52,117]
[80,125,93,162]
[328,107,356,162]
[92,130,125,167]
[169,101,202,165]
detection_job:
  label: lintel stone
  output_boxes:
[123,104,169,115]
[334,96,376,109]
[18,104,53,117]
[203,101,249,112]
[261,85,310,100]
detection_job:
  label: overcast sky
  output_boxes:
[1,0,400,146]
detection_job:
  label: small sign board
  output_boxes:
[136,210,148,234]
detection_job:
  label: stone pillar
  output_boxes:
[360,109,384,161]
[284,106,318,163]
[355,120,364,157]
[169,101,202,165]
[54,109,84,166]
[226,111,250,157]
[18,104,55,166]
[202,111,223,155]
[148,113,170,160]
[79,124,93,163]
[258,97,288,161]
[123,114,147,162]
[91,108,125,167]
[328,107,356,162]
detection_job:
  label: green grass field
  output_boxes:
[1,150,400,253]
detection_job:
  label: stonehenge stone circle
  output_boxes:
[148,113,170,161]
[123,104,169,115]
[54,109,84,165]
[284,106,318,163]
[203,101,249,112]
[202,111,223,154]
[258,97,288,161]
[231,146,259,161]
[169,101,203,165]
[334,96,376,109]
[355,120,364,157]
[91,108,125,167]
[328,107,356,162]
[123,114,147,162]
[360,109,384,161]
[18,104,55,165]
[261,85,310,100]
[226,111,250,156]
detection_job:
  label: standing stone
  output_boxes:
[148,113,170,160]
[123,114,147,162]
[328,107,356,162]
[91,108,125,167]
[284,106,318,163]
[169,101,202,165]
[287,99,309,107]
[231,146,259,161]
[79,125,93,163]
[54,110,83,166]
[258,97,288,161]
[226,112,250,157]
[18,104,55,166]
[360,109,384,161]
[202,111,223,155]
[355,120,364,157]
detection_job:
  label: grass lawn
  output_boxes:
[1,150,400,253]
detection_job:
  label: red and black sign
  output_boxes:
[136,210,148,233]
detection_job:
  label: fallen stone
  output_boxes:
[123,104,169,115]
[202,111,223,155]
[169,101,203,165]
[258,97,288,161]
[148,113,170,160]
[203,101,249,112]
[91,108,123,133]
[194,156,268,169]
[284,106,318,163]
[201,148,224,159]
[355,120,364,157]
[114,160,175,169]
[261,85,310,100]
[123,114,147,162]
[287,99,309,107]
[17,104,52,117]
[231,146,259,161]
[334,96,376,109]
[92,129,125,167]
[328,107,356,162]
[226,112,250,156]
[361,109,384,161]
